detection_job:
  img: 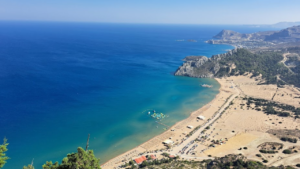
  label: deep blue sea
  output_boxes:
[0,22,280,168]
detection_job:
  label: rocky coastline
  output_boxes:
[174,48,238,78]
[175,25,300,79]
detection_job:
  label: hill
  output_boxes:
[175,48,300,87]
[206,25,300,48]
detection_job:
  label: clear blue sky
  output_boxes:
[0,0,299,24]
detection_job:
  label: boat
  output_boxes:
[201,84,213,88]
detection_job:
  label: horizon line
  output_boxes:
[0,19,299,26]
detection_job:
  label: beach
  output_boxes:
[101,78,237,168]
[102,73,300,168]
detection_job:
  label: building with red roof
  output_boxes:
[150,154,156,160]
[169,155,175,158]
[134,156,147,164]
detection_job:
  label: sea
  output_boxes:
[0,21,279,168]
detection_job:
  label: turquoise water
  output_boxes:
[0,22,279,168]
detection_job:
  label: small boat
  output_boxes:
[201,84,213,88]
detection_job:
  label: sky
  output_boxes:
[0,0,299,24]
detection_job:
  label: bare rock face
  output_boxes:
[174,56,211,78]
[174,48,237,78]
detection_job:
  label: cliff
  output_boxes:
[174,48,238,78]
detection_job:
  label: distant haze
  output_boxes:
[0,0,300,24]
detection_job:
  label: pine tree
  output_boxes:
[23,164,35,169]
[42,147,101,169]
[42,161,59,169]
[0,138,9,168]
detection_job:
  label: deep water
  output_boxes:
[0,22,279,168]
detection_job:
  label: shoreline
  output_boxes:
[102,51,300,168]
[101,78,232,168]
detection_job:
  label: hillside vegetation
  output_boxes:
[219,48,300,87]
[175,48,300,87]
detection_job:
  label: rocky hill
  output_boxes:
[206,25,300,48]
[265,26,300,42]
[174,48,238,78]
[213,30,274,41]
[175,47,300,87]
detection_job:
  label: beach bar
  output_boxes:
[134,156,147,164]
[163,139,174,145]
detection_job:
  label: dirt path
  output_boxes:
[270,153,300,166]
[281,53,295,74]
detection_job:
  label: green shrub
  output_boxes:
[283,149,292,154]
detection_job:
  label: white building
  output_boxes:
[163,139,174,145]
[197,115,205,120]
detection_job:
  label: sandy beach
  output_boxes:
[102,74,300,168]
[101,78,236,168]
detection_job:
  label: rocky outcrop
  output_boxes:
[174,48,237,78]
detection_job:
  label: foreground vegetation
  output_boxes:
[2,138,298,169]
[126,154,296,169]
[0,138,101,169]
[0,138,9,168]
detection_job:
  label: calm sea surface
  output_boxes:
[0,22,278,168]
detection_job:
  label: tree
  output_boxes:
[140,160,148,168]
[0,138,9,168]
[42,161,59,169]
[23,159,35,169]
[23,164,35,169]
[42,147,101,169]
